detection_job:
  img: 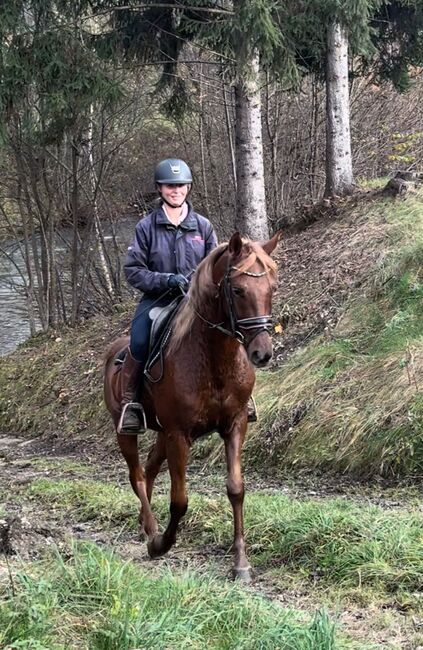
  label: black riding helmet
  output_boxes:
[154,158,193,185]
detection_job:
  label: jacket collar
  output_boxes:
[155,202,197,230]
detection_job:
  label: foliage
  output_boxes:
[0,1,122,144]
[370,0,423,91]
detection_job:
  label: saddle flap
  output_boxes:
[148,296,183,351]
[144,295,184,382]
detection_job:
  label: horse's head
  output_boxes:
[212,231,280,368]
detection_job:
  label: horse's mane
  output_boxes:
[168,239,277,353]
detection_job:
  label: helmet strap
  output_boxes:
[160,195,185,209]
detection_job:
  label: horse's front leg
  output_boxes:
[139,434,167,537]
[117,433,158,541]
[221,416,251,582]
[147,431,189,559]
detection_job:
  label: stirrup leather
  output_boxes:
[117,402,147,435]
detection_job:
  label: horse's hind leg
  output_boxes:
[145,434,166,503]
[147,431,189,559]
[117,434,158,540]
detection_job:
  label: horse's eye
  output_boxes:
[233,287,245,297]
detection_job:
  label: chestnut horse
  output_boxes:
[104,231,279,580]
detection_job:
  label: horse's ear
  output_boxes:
[228,231,243,258]
[261,230,282,256]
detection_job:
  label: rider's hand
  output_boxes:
[168,274,189,291]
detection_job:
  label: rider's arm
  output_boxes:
[205,222,218,256]
[124,222,172,294]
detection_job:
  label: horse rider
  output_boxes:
[119,158,218,434]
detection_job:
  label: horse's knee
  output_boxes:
[226,478,244,501]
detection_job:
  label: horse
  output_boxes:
[104,231,280,581]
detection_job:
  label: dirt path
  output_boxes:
[1,432,422,649]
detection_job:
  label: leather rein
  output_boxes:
[195,263,273,347]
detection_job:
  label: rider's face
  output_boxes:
[159,183,190,207]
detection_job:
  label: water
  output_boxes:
[0,242,34,356]
[0,218,139,357]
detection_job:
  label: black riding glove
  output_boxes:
[168,274,189,291]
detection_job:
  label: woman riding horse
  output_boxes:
[119,158,217,434]
[104,228,280,581]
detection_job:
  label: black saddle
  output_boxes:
[144,295,183,381]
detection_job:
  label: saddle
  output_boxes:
[115,295,184,382]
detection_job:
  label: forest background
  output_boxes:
[2,0,423,337]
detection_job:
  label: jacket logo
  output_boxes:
[191,235,204,242]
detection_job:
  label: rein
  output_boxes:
[195,263,272,346]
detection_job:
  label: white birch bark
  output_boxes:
[234,50,269,240]
[325,21,354,197]
[86,105,114,298]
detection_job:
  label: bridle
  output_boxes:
[195,262,273,347]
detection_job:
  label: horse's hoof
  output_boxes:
[147,534,167,558]
[232,566,252,583]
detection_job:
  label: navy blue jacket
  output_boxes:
[124,203,218,295]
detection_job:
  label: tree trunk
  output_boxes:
[234,50,269,240]
[324,21,354,197]
[223,82,237,194]
[86,105,114,299]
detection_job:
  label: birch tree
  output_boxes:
[234,49,268,239]
[277,0,379,198]
[324,20,354,197]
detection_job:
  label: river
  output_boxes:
[0,218,139,357]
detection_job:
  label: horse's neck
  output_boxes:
[193,315,245,374]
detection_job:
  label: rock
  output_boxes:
[0,513,58,558]
[383,171,423,197]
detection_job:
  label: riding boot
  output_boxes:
[117,351,146,434]
[247,395,258,423]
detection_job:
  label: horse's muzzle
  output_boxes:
[247,332,273,368]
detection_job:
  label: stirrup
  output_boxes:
[117,402,147,435]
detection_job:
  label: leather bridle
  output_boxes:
[195,262,273,348]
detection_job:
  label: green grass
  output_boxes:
[357,176,390,190]
[0,542,343,650]
[22,479,423,598]
[245,194,423,478]
[25,478,139,526]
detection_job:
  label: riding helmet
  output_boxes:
[154,159,193,185]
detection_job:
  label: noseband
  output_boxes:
[196,263,273,347]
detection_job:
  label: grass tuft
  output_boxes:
[0,542,341,649]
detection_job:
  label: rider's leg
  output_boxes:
[118,350,146,433]
[118,298,154,434]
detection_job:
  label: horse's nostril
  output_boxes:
[251,349,272,367]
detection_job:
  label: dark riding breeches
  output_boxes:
[129,295,173,364]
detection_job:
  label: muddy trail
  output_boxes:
[1,432,422,649]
